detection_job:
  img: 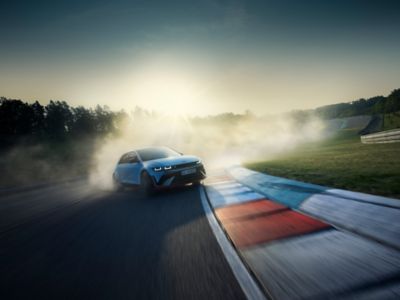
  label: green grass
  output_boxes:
[245,130,400,199]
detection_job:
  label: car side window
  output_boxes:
[118,154,128,164]
[126,154,139,164]
[118,152,138,164]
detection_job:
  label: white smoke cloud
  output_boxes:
[89,111,325,188]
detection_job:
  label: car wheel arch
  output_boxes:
[140,170,154,185]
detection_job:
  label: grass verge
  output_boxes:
[245,130,400,199]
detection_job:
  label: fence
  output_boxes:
[360,128,400,144]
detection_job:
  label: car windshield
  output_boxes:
[137,147,181,162]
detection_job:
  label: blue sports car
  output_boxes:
[113,146,206,192]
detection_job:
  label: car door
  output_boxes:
[115,154,129,183]
[122,152,141,184]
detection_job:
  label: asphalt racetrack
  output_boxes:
[0,181,245,299]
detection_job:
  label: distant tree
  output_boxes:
[45,101,73,140]
[31,101,45,136]
[113,110,129,133]
[93,105,115,135]
[0,98,34,136]
[70,106,95,137]
[314,95,386,119]
[385,89,400,113]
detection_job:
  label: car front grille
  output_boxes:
[173,161,198,169]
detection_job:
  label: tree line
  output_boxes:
[1,88,399,148]
[313,89,400,119]
[0,98,128,148]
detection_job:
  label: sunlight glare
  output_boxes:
[130,65,207,116]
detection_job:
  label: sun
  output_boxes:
[129,65,206,116]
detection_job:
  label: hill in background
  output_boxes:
[289,88,400,135]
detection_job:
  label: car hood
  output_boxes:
[143,155,200,168]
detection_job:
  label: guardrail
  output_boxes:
[360,128,400,144]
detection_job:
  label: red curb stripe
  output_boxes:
[223,210,331,248]
[216,199,288,223]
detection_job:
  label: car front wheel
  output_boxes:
[192,180,202,186]
[140,172,154,195]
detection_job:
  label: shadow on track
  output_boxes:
[0,184,245,300]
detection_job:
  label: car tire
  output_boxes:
[140,172,154,196]
[192,180,202,186]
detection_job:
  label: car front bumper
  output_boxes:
[153,165,206,187]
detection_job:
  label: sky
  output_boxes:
[1,0,399,116]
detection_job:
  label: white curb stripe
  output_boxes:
[199,186,267,300]
[207,180,236,186]
[210,182,244,190]
[300,193,400,250]
[212,186,253,196]
[206,186,266,208]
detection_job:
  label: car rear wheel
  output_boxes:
[112,174,124,192]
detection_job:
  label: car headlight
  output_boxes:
[153,167,162,172]
[164,166,172,170]
[196,160,202,164]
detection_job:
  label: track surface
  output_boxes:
[0,182,245,299]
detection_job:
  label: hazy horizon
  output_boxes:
[1,86,398,118]
[1,0,399,116]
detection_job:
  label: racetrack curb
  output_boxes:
[199,186,267,300]
[203,168,400,300]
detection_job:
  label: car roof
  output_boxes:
[135,146,169,152]
[121,146,177,158]
[120,147,169,158]
[121,150,137,157]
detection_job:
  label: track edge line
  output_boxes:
[199,186,267,300]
